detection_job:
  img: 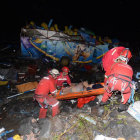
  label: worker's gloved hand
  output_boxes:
[51,89,58,96]
[57,86,62,90]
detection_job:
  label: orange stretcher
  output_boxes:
[55,83,105,100]
[14,82,105,101]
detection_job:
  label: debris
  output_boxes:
[79,113,96,125]
[0,75,4,80]
[0,20,140,140]
[57,120,79,139]
[7,81,38,99]
[16,81,38,93]
[94,135,125,140]
[117,115,126,119]
[127,101,140,123]
[136,72,140,79]
[21,27,109,64]
[7,89,35,99]
[0,127,5,133]
[0,129,14,139]
[7,134,22,140]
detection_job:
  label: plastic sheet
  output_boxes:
[127,101,140,123]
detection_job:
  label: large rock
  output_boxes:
[52,116,64,133]
[122,125,140,140]
[70,133,79,140]
[105,120,140,139]
[38,118,52,139]
[105,121,124,137]
[18,117,39,135]
[91,105,104,117]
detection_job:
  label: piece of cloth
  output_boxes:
[77,83,103,108]
[77,96,96,108]
[86,84,103,91]
[102,62,133,104]
[56,72,71,87]
[92,84,104,89]
[34,75,59,119]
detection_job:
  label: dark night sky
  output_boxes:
[0,0,140,45]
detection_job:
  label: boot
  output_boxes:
[100,100,110,106]
[118,103,129,112]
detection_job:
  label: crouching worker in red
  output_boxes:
[100,48,133,112]
[56,66,71,89]
[34,69,60,119]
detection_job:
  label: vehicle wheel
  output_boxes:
[60,56,70,67]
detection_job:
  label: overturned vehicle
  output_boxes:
[20,28,109,64]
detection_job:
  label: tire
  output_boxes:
[60,56,70,67]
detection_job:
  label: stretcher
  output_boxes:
[55,83,105,100]
[12,82,105,100]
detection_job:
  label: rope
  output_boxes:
[57,120,79,139]
[128,82,135,105]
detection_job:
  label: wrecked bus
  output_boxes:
[20,28,109,64]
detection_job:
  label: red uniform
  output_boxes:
[56,72,71,87]
[102,46,125,72]
[102,47,125,83]
[34,75,59,119]
[102,62,133,104]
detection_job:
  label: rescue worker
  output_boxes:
[34,69,60,119]
[56,66,71,89]
[100,48,133,112]
[102,46,125,83]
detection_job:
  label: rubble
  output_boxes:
[0,22,140,140]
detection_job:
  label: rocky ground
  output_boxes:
[0,54,140,140]
[0,90,140,140]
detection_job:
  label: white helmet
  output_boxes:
[50,69,59,75]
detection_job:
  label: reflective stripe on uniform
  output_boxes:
[52,89,57,94]
[111,49,116,55]
[43,77,49,79]
[52,101,59,107]
[57,78,67,80]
